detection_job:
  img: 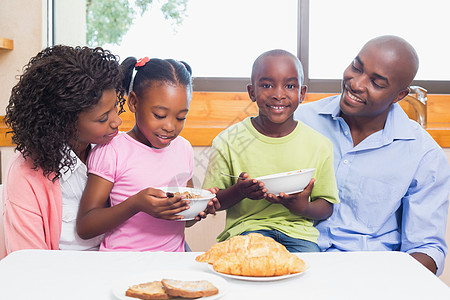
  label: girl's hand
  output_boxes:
[194,187,221,221]
[132,187,190,220]
[234,172,267,200]
[265,178,315,215]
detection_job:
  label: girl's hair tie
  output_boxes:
[135,57,150,68]
[129,57,150,93]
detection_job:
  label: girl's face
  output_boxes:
[76,88,122,147]
[128,83,190,149]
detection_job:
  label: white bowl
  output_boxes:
[255,168,315,196]
[157,187,215,221]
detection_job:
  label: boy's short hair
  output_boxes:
[251,49,304,84]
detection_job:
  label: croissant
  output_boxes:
[196,233,307,277]
[195,233,288,264]
[213,251,306,277]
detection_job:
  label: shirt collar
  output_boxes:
[319,95,418,142]
[317,95,341,118]
[384,102,419,141]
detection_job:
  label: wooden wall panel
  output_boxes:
[1,92,449,147]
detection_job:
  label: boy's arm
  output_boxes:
[266,178,333,220]
[215,184,246,210]
[215,173,267,210]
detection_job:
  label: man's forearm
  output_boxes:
[410,252,437,274]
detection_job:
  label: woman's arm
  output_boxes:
[3,156,61,252]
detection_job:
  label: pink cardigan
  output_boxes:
[3,152,62,255]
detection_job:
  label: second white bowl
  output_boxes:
[255,168,315,196]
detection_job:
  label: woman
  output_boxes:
[2,45,125,255]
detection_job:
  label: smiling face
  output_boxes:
[340,37,418,125]
[128,82,190,149]
[75,88,122,148]
[247,53,306,135]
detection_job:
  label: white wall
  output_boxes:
[0,0,44,114]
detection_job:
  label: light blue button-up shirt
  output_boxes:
[294,95,450,275]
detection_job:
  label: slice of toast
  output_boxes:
[125,281,171,300]
[161,279,219,298]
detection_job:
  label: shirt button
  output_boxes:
[343,160,349,164]
[344,130,349,135]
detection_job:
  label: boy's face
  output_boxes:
[247,55,306,126]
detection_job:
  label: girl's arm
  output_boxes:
[76,174,190,239]
[266,178,333,220]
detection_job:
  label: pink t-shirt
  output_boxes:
[87,133,194,252]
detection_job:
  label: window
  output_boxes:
[304,0,450,93]
[52,0,450,93]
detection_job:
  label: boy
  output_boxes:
[202,49,339,252]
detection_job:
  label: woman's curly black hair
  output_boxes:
[5,45,126,181]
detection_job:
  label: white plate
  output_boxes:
[207,263,308,282]
[112,270,229,300]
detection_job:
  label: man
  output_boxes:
[294,35,450,275]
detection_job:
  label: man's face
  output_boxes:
[340,43,410,121]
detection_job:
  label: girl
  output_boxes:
[3,45,125,256]
[76,57,219,252]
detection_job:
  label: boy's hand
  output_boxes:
[234,172,267,200]
[265,178,315,215]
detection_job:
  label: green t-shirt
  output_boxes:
[202,117,339,243]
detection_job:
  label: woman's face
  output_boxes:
[128,83,190,149]
[76,88,122,147]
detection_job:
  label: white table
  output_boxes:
[0,249,448,300]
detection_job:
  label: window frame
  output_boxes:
[51,0,450,94]
[193,0,450,94]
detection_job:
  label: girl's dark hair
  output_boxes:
[5,45,126,181]
[120,57,193,99]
